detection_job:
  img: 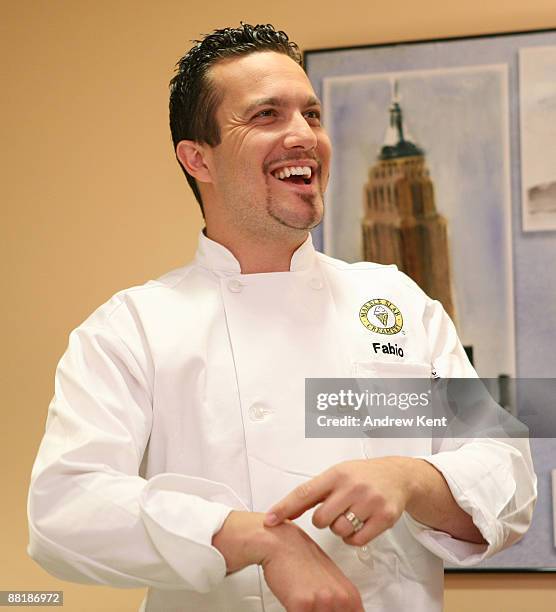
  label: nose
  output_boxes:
[283,111,318,151]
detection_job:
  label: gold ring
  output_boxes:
[344,510,365,532]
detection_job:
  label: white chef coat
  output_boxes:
[28,232,537,612]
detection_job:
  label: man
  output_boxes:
[28,23,536,611]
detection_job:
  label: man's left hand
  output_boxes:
[264,457,417,547]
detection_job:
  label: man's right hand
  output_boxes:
[212,511,363,611]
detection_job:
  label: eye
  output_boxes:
[304,109,322,124]
[253,109,276,119]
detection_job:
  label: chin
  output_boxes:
[273,200,324,229]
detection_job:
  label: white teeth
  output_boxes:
[272,165,313,180]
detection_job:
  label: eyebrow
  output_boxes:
[243,95,321,116]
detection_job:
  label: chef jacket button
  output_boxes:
[227,279,243,293]
[357,545,374,566]
[248,403,267,421]
[309,277,323,290]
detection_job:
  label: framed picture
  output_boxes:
[305,28,556,572]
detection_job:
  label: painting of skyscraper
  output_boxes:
[362,81,455,321]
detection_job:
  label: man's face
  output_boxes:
[201,51,332,240]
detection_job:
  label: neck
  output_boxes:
[205,226,308,274]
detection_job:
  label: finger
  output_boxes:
[342,505,398,547]
[330,513,358,538]
[311,491,351,529]
[264,472,335,526]
[330,503,370,538]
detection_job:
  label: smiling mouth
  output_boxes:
[270,165,317,189]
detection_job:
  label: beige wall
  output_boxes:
[3,1,555,609]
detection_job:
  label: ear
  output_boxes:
[176,140,213,183]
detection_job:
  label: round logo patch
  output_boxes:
[359,299,403,335]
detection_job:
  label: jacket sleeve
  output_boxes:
[402,292,537,565]
[27,301,244,591]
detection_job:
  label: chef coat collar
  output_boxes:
[194,230,317,275]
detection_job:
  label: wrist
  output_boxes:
[403,457,436,515]
[212,511,293,573]
[244,516,301,567]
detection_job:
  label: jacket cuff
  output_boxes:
[140,473,248,591]
[403,512,489,566]
[403,445,520,565]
